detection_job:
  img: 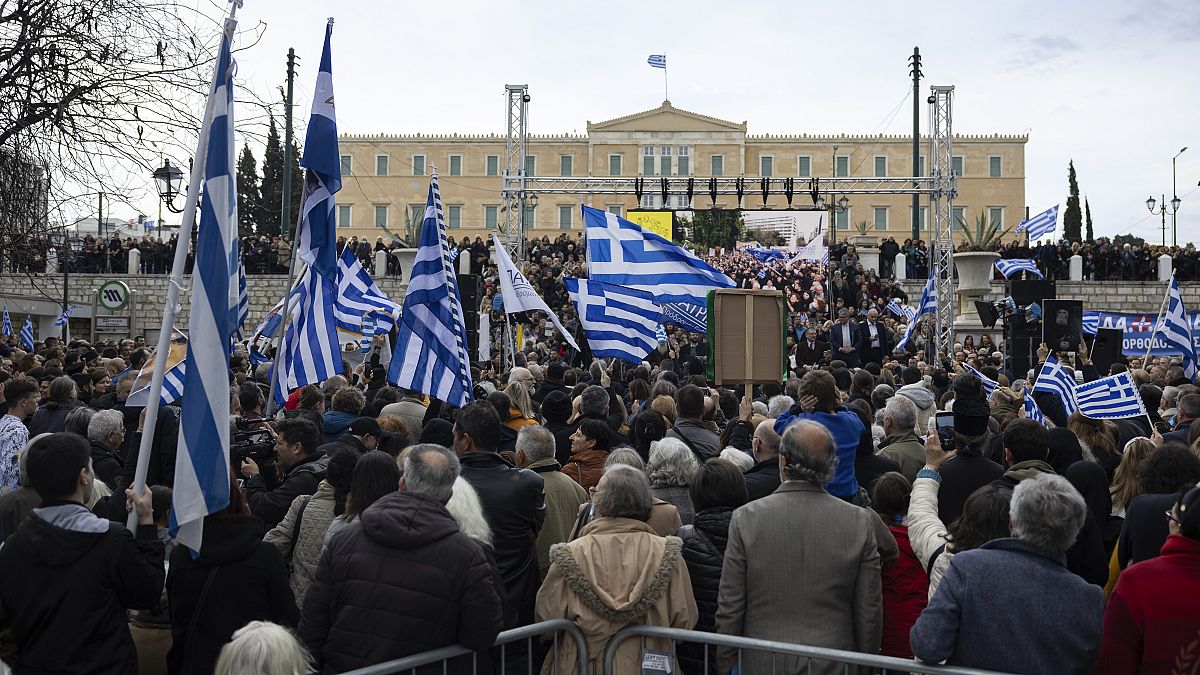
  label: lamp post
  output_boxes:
[151,159,185,239]
[1172,147,1187,247]
[815,194,850,245]
[1147,194,1170,247]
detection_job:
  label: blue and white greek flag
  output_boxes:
[171,17,238,552]
[655,324,669,344]
[895,273,937,351]
[294,20,341,281]
[1083,311,1099,336]
[235,262,249,339]
[1024,393,1046,426]
[2,307,12,337]
[127,330,188,407]
[756,268,768,280]
[53,305,74,327]
[1157,272,1197,381]
[1076,371,1146,420]
[647,54,667,69]
[565,277,663,365]
[962,362,999,397]
[747,247,785,263]
[19,315,33,351]
[661,302,707,334]
[994,258,1044,279]
[335,245,402,335]
[388,173,474,407]
[1016,204,1059,240]
[1032,354,1077,416]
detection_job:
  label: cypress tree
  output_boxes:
[1084,197,1093,242]
[235,143,260,239]
[1064,160,1082,242]
[260,115,284,235]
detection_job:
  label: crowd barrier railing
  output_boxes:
[338,618,588,675]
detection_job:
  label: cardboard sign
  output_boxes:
[706,289,786,384]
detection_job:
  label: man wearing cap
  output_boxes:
[532,362,567,405]
[828,308,861,369]
[317,417,380,457]
[934,398,1004,525]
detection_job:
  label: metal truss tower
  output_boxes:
[928,85,957,357]
[502,84,530,265]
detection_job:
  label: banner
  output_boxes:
[1086,311,1200,356]
[625,210,673,241]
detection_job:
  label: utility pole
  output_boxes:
[280,48,297,239]
[909,47,922,243]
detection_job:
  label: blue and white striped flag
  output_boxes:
[661,301,707,334]
[2,307,11,337]
[962,362,999,397]
[1083,311,1099,336]
[1032,354,1077,416]
[895,273,937,351]
[565,277,662,365]
[1024,392,1046,426]
[170,16,238,552]
[647,54,667,69]
[19,315,33,351]
[1016,204,1059,240]
[756,268,768,280]
[1076,371,1146,420]
[53,304,75,327]
[994,258,1044,279]
[335,245,402,335]
[388,173,474,407]
[1157,272,1197,381]
[655,324,669,344]
[235,262,249,339]
[127,330,188,407]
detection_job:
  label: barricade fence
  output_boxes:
[338,620,1009,675]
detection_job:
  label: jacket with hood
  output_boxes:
[166,514,298,675]
[536,517,697,675]
[244,451,330,530]
[895,383,936,435]
[321,409,358,444]
[561,449,608,491]
[774,409,863,499]
[676,507,733,675]
[298,491,504,674]
[265,480,337,602]
[0,501,165,674]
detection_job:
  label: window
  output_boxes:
[988,207,1004,229]
[340,155,352,175]
[797,155,811,177]
[448,154,463,177]
[710,154,724,177]
[873,207,888,230]
[447,205,462,229]
[412,155,425,176]
[952,206,966,225]
[874,156,887,178]
[911,205,928,231]
[919,156,926,176]
[408,205,423,227]
[659,146,672,176]
[677,147,690,176]
[835,155,850,177]
[951,155,964,177]
[760,155,773,177]
[375,154,389,176]
[523,155,536,176]
[558,205,573,229]
[485,155,499,177]
[643,147,654,175]
[484,205,499,229]
[607,204,623,216]
[374,205,388,228]
[989,156,1002,178]
[609,154,622,176]
[560,154,573,177]
[523,205,536,227]
[336,204,351,228]
[835,208,850,230]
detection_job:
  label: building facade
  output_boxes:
[335,101,1027,243]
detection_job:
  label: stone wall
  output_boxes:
[895,280,1200,311]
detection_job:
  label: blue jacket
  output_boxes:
[910,537,1103,674]
[322,410,357,444]
[773,409,863,499]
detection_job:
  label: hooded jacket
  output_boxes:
[167,514,298,675]
[264,480,337,602]
[536,517,697,675]
[321,409,358,444]
[895,384,936,435]
[0,502,165,674]
[527,458,589,578]
[298,492,504,674]
[561,449,608,491]
[244,451,330,530]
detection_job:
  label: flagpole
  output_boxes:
[264,215,306,416]
[1141,271,1173,365]
[663,53,669,100]
[126,6,240,533]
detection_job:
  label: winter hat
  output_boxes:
[541,390,571,424]
[952,397,991,437]
[419,418,455,448]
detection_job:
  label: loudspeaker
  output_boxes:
[1091,327,1124,376]
[1043,299,1084,354]
[462,310,479,363]
[1007,335,1035,382]
[457,274,483,312]
[1011,279,1056,305]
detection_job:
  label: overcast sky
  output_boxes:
[135,0,1199,244]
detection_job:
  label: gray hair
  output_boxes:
[604,447,646,473]
[1163,385,1180,406]
[647,437,699,487]
[445,476,492,546]
[593,464,653,521]
[214,621,313,675]
[882,395,917,434]
[719,447,755,472]
[321,375,348,399]
[64,406,95,437]
[767,395,795,418]
[87,410,124,443]
[580,385,609,417]
[751,401,768,417]
[402,444,461,503]
[779,421,837,485]
[1010,473,1087,556]
[49,376,78,404]
[752,422,781,458]
[515,426,555,463]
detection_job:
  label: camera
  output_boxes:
[232,429,275,465]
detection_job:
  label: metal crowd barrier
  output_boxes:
[339,619,588,675]
[602,625,1009,675]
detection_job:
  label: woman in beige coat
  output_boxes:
[537,465,697,675]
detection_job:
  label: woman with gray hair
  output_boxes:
[647,437,699,525]
[214,621,312,675]
[27,376,83,436]
[910,473,1103,673]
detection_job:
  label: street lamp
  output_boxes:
[1147,194,1170,247]
[1172,147,1187,247]
[152,160,185,213]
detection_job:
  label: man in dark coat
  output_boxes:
[1163,393,1198,444]
[743,421,782,501]
[299,444,503,673]
[532,362,568,405]
[828,309,862,368]
[796,328,830,367]
[242,418,329,529]
[0,433,163,674]
[855,309,893,368]
[453,401,545,626]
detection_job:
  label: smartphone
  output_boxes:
[935,411,956,451]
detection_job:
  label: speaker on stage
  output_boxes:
[462,310,480,364]
[1090,327,1124,376]
[1011,279,1056,305]
[457,273,483,312]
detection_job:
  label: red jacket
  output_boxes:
[1097,534,1200,675]
[881,523,928,658]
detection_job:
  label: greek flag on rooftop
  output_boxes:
[994,258,1044,279]
[1076,371,1146,420]
[647,54,666,68]
[1032,354,1077,416]
[19,315,33,351]
[388,173,474,407]
[2,307,11,337]
[272,21,344,405]
[895,272,937,351]
[962,363,999,397]
[1016,204,1059,240]
[335,245,402,335]
[1157,272,1197,381]
[170,16,238,552]
[565,277,663,365]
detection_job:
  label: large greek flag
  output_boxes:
[565,277,662,364]
[335,245,402,335]
[1157,272,1197,381]
[584,205,732,330]
[994,258,1043,279]
[1076,371,1146,420]
[171,18,238,552]
[895,273,937,352]
[1016,204,1059,240]
[388,173,474,407]
[1032,354,1077,416]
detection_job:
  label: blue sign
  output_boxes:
[1086,311,1200,356]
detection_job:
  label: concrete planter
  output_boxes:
[953,251,1000,293]
[857,246,880,275]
